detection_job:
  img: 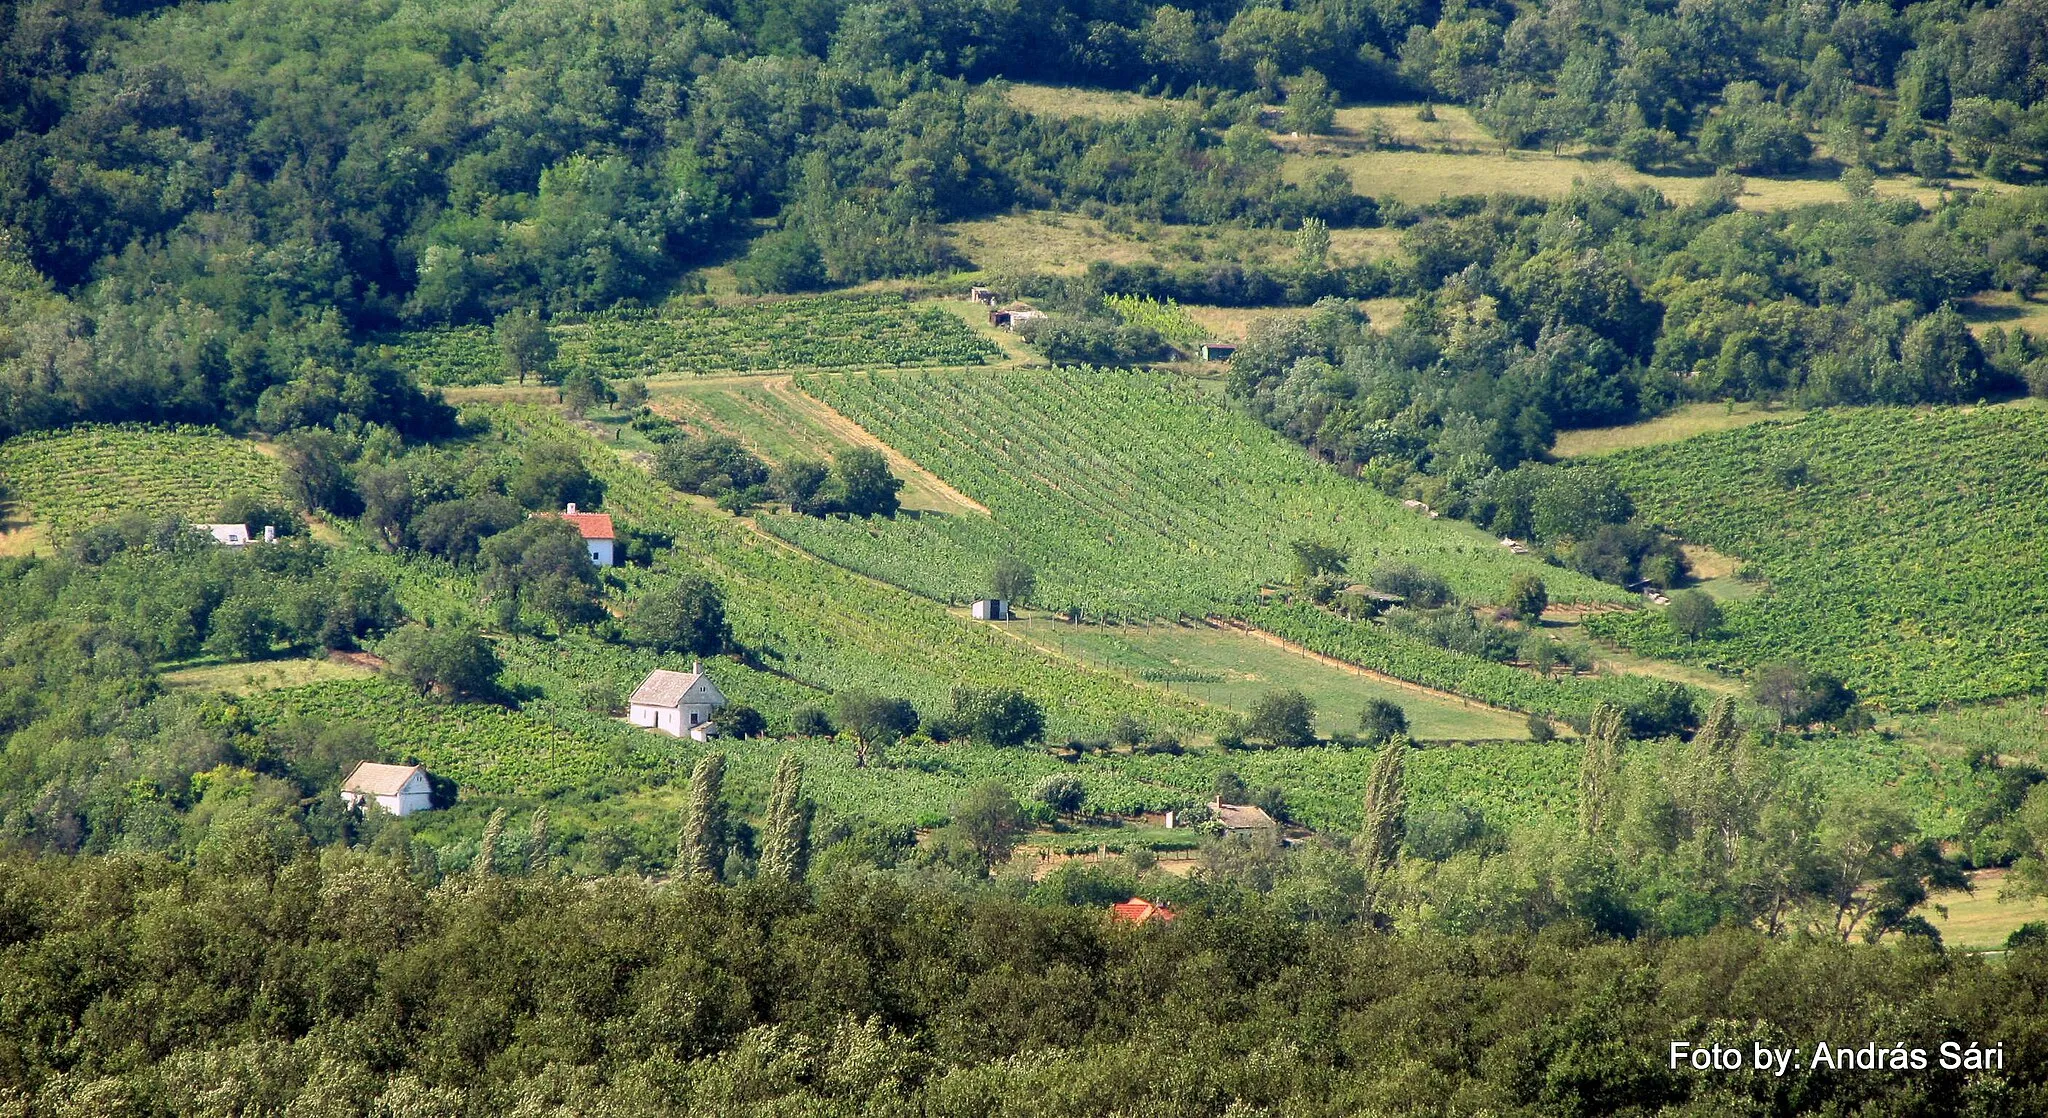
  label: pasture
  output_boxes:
[1550,402,1804,458]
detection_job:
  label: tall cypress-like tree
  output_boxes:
[759,752,812,884]
[677,753,727,881]
[527,806,551,875]
[1577,703,1628,837]
[476,808,508,878]
[1358,737,1408,880]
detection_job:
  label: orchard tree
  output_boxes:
[1248,689,1317,748]
[1667,590,1723,639]
[497,308,555,385]
[628,575,730,656]
[1506,573,1548,622]
[992,556,1036,605]
[952,780,1024,875]
[832,447,903,517]
[836,691,918,767]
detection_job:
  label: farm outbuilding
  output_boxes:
[1199,343,1236,361]
[971,598,1011,621]
[554,503,616,567]
[969,286,996,305]
[1210,800,1278,838]
[341,762,436,817]
[990,304,1045,330]
[197,523,276,546]
[629,662,727,740]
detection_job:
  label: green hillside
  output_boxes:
[0,425,283,540]
[775,367,1630,616]
[1589,406,2048,709]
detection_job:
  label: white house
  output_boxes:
[556,504,616,567]
[628,662,727,740]
[197,523,277,547]
[341,762,436,817]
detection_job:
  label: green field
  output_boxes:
[1588,407,2048,709]
[1550,402,1804,458]
[0,424,284,540]
[775,367,1630,618]
[1009,619,1533,740]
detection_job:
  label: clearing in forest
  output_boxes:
[1589,406,2048,709]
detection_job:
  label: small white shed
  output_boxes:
[341,762,436,817]
[628,662,728,738]
[971,599,1011,621]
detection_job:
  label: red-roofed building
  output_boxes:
[555,503,616,567]
[1109,898,1176,926]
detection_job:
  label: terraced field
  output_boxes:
[0,424,283,540]
[1588,406,2048,709]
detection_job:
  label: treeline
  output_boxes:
[4,849,2048,1114]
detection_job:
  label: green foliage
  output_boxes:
[1666,589,1723,639]
[627,575,732,657]
[1358,699,1409,744]
[379,623,504,702]
[951,779,1025,873]
[1102,294,1205,347]
[1505,573,1548,622]
[678,752,728,881]
[1247,688,1317,748]
[479,517,602,627]
[1588,408,2048,708]
[758,752,812,883]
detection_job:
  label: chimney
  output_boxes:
[262,525,276,543]
[565,502,578,514]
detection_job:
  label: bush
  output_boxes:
[722,704,766,738]
[790,706,834,737]
[1666,590,1723,640]
[1247,689,1317,749]
[1358,699,1409,745]
[1032,774,1086,813]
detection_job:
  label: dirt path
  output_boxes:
[761,377,991,515]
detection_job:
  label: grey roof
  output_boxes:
[628,666,725,708]
[343,762,426,796]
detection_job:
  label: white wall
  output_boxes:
[588,539,615,567]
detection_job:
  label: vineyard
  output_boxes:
[488,404,1220,740]
[379,324,500,386]
[0,424,283,540]
[246,677,650,796]
[1585,407,2048,709]
[777,367,1630,618]
[1104,294,1205,348]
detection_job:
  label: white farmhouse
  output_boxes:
[628,662,727,740]
[556,503,616,567]
[341,762,436,817]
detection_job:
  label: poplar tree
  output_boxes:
[759,752,813,884]
[1358,737,1408,879]
[527,806,551,875]
[677,752,727,881]
[1577,703,1628,837]
[475,808,507,878]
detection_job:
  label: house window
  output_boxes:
[690,711,701,726]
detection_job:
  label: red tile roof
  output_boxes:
[1109,899,1176,925]
[558,511,615,540]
